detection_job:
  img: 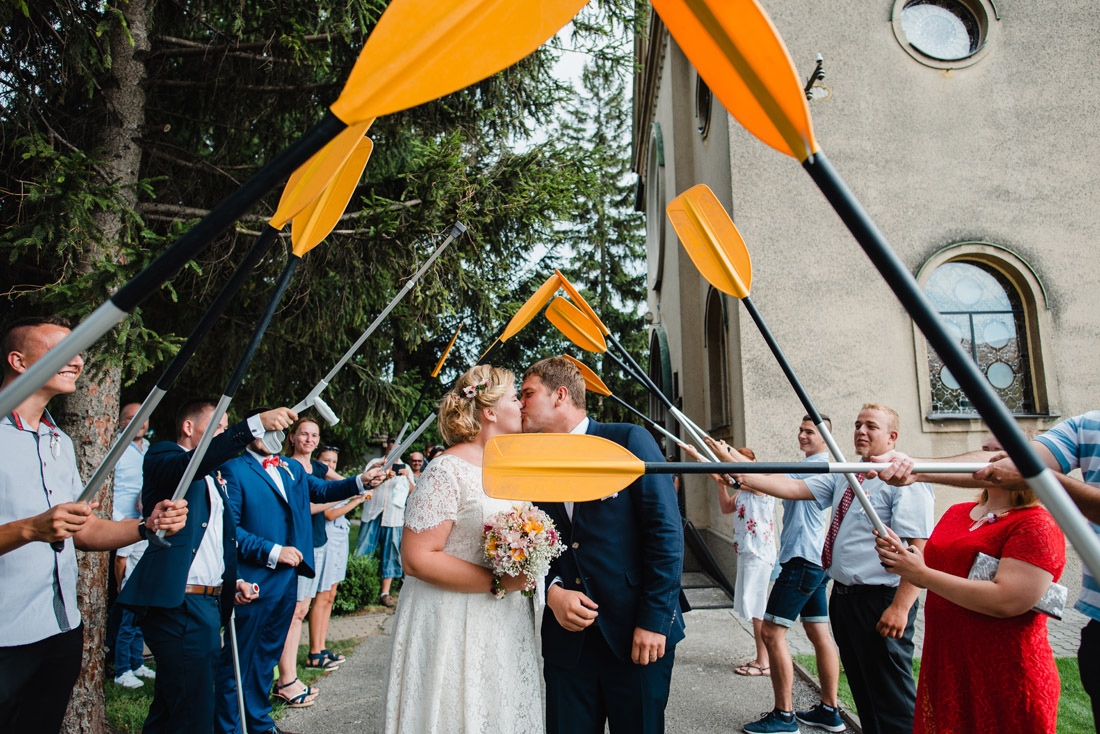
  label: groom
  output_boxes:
[520,356,687,734]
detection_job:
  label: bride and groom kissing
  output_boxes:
[382,356,689,734]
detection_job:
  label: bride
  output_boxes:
[381,365,543,734]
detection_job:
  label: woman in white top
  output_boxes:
[381,365,542,734]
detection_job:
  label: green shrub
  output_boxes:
[334,554,381,614]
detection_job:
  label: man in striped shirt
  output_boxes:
[876,411,1100,725]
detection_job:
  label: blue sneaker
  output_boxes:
[743,709,798,733]
[795,702,846,732]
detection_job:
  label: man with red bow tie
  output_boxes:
[213,409,383,734]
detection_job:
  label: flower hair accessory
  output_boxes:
[462,378,492,399]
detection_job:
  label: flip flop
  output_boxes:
[734,662,770,677]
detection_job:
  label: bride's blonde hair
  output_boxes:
[437,365,514,446]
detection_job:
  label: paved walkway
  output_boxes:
[289,607,831,734]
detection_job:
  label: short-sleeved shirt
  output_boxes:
[112,438,147,521]
[804,471,935,587]
[0,411,83,646]
[779,452,830,565]
[1034,411,1100,621]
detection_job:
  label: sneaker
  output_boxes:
[743,709,798,733]
[133,664,156,680]
[796,702,846,732]
[113,670,143,689]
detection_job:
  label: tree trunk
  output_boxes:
[59,1,150,731]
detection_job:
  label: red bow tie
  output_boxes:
[262,456,281,469]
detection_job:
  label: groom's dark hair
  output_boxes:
[524,357,585,409]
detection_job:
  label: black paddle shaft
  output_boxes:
[740,296,823,426]
[112,113,345,314]
[802,151,1044,477]
[647,462,841,474]
[225,255,301,398]
[158,226,280,389]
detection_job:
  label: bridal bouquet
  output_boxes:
[483,506,565,598]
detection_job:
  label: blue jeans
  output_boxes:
[763,557,830,628]
[354,517,403,579]
[114,608,145,673]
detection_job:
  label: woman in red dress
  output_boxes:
[875,483,1065,733]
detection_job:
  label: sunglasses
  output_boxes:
[318,445,340,453]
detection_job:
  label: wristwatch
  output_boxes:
[136,519,149,540]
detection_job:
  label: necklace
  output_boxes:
[969,504,1014,531]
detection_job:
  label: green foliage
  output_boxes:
[333,554,382,615]
[1,0,649,456]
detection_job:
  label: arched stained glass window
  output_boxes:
[925,261,1035,414]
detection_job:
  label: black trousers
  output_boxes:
[139,595,222,734]
[1079,619,1100,731]
[544,624,675,734]
[0,624,83,733]
[829,584,918,734]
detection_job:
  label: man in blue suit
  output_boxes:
[520,356,688,734]
[214,414,383,734]
[118,399,296,734]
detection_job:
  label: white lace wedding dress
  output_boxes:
[381,454,544,734]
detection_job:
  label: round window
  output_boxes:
[892,0,996,69]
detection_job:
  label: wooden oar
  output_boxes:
[261,223,466,453]
[150,136,373,547]
[73,154,341,513]
[560,354,682,447]
[482,434,988,502]
[0,0,589,419]
[668,183,887,536]
[651,0,1100,578]
[545,295,719,462]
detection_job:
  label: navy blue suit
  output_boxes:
[214,453,361,734]
[117,420,255,734]
[537,419,688,734]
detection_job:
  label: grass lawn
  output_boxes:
[795,654,1094,733]
[106,638,361,733]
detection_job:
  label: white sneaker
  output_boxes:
[133,664,156,680]
[114,670,143,689]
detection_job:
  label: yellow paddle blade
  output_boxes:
[500,273,561,343]
[667,184,752,299]
[561,354,612,397]
[483,433,643,502]
[270,119,374,229]
[546,297,606,354]
[431,323,463,378]
[330,0,589,124]
[651,0,818,162]
[290,137,374,256]
[554,269,609,336]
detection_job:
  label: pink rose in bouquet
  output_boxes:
[483,506,566,597]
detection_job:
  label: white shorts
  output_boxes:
[296,545,328,601]
[733,552,773,621]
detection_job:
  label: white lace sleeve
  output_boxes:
[403,458,461,532]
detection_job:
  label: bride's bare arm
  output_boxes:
[402,521,527,594]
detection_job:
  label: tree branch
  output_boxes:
[150,33,336,58]
[152,79,339,92]
[139,199,422,224]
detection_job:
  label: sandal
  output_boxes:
[322,648,346,665]
[305,652,340,670]
[734,662,770,677]
[272,678,317,708]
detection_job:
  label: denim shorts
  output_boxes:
[763,557,830,628]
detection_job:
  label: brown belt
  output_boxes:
[184,584,222,596]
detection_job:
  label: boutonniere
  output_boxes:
[279,460,292,475]
[216,471,227,488]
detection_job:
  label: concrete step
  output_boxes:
[681,571,717,589]
[684,585,734,610]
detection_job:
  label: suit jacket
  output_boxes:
[538,419,688,667]
[118,420,255,625]
[220,453,361,592]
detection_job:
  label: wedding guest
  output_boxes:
[275,419,343,705]
[111,402,157,689]
[306,445,368,672]
[408,451,425,480]
[0,316,188,734]
[875,480,1065,732]
[382,365,540,733]
[355,450,413,608]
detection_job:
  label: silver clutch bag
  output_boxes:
[967,552,1067,620]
